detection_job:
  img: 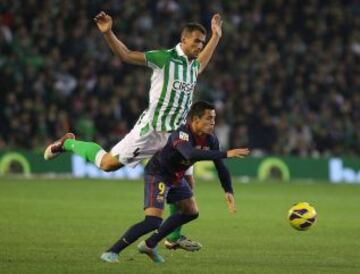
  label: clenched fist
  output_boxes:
[94,11,113,33]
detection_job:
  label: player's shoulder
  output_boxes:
[145,48,172,68]
[168,47,187,62]
[172,125,191,140]
[146,48,171,57]
[176,124,191,135]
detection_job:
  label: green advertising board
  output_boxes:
[194,157,360,183]
[1,150,360,183]
[0,149,71,176]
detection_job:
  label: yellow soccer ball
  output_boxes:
[288,202,317,231]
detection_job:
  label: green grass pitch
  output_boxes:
[0,178,359,274]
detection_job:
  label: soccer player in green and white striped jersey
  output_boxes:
[44,11,223,254]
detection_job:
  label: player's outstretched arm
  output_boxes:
[197,14,223,74]
[214,158,237,213]
[176,140,250,161]
[226,148,250,158]
[94,11,146,66]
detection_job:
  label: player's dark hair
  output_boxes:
[188,101,215,120]
[181,23,207,37]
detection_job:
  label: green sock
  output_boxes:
[63,139,102,164]
[166,203,182,241]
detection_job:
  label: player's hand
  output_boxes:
[226,148,250,158]
[94,11,113,33]
[225,192,236,214]
[211,14,223,37]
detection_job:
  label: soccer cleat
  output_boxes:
[100,252,119,263]
[44,133,75,160]
[164,235,202,251]
[137,241,165,263]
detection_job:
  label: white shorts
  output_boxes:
[110,123,193,175]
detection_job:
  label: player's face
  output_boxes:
[182,31,206,59]
[195,109,216,135]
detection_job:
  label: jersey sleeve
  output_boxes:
[172,130,227,161]
[170,129,191,148]
[144,50,168,69]
[210,135,234,194]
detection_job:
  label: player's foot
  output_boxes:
[164,235,202,251]
[100,251,119,263]
[44,133,75,160]
[137,241,165,263]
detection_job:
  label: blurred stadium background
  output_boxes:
[1,1,360,274]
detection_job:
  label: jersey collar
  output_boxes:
[176,43,192,65]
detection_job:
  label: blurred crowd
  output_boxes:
[0,0,360,157]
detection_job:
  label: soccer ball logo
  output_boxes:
[288,202,317,231]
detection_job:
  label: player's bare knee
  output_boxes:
[191,212,199,220]
[185,209,199,218]
[100,154,121,172]
[178,197,198,215]
[181,205,199,216]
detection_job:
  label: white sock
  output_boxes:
[95,150,107,168]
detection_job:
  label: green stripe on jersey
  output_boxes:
[152,63,169,129]
[190,63,194,83]
[182,59,187,82]
[160,61,179,131]
[178,92,191,125]
[161,89,177,131]
[170,91,185,129]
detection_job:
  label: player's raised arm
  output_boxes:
[94,11,146,66]
[197,14,223,74]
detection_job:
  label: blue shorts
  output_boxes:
[144,175,193,210]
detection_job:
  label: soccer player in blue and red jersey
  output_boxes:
[100,101,250,263]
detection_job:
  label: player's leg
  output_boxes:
[44,119,167,171]
[101,213,163,263]
[100,126,168,171]
[44,133,122,171]
[109,125,169,169]
[165,167,202,251]
[165,173,194,242]
[145,179,199,251]
[63,139,123,171]
[101,175,166,263]
[137,176,170,263]
[166,167,194,243]
[165,203,181,242]
[43,122,156,172]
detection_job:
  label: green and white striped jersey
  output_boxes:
[137,43,201,134]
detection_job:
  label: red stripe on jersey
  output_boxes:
[194,134,207,147]
[150,176,154,208]
[172,139,187,148]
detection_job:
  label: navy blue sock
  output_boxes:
[145,213,198,248]
[108,216,162,253]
